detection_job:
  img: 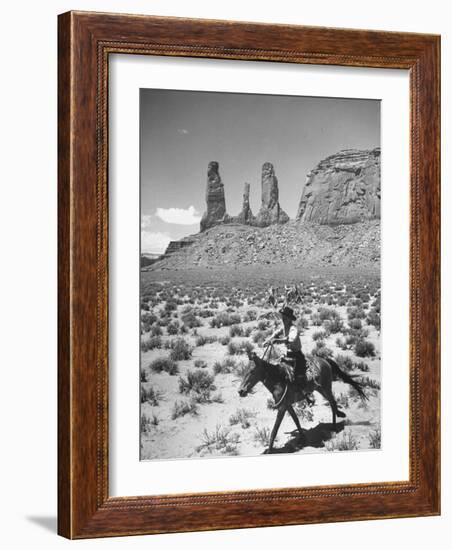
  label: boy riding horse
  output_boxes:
[264,306,307,384]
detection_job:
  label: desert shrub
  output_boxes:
[243,326,254,337]
[244,309,258,321]
[140,385,162,405]
[354,361,370,372]
[229,324,244,337]
[254,426,271,446]
[336,337,347,351]
[326,430,358,451]
[336,392,350,408]
[313,341,333,358]
[267,397,276,409]
[348,318,362,330]
[150,325,163,337]
[140,335,162,352]
[141,311,157,331]
[227,342,242,356]
[297,316,309,330]
[235,360,251,379]
[318,307,340,321]
[219,335,231,346]
[149,357,179,375]
[171,398,199,419]
[257,319,270,331]
[213,357,236,375]
[354,339,376,358]
[179,369,216,396]
[194,359,208,369]
[335,354,354,373]
[141,302,150,312]
[368,427,381,449]
[371,297,381,313]
[324,317,344,334]
[312,330,327,341]
[197,309,215,318]
[310,313,322,326]
[164,300,178,312]
[210,392,224,403]
[292,399,314,422]
[210,312,239,328]
[140,413,151,433]
[167,321,180,335]
[197,425,240,455]
[347,306,366,321]
[251,330,267,345]
[181,310,202,328]
[169,338,193,360]
[229,408,255,429]
[195,335,216,347]
[366,309,381,330]
[227,340,253,356]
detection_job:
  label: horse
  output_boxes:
[238,350,368,452]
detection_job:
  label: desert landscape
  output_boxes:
[140,148,381,460]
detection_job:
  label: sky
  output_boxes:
[140,89,380,254]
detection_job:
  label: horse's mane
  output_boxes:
[253,354,283,380]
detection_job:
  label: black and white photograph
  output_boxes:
[139,88,381,460]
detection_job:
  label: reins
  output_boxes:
[273,383,288,408]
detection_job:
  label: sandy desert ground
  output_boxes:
[140,266,381,461]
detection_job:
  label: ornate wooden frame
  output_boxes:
[58,11,440,539]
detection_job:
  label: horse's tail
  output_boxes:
[325,357,368,401]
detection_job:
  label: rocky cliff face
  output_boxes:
[296,148,381,225]
[149,220,380,270]
[200,162,227,232]
[255,163,289,227]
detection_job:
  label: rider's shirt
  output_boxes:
[270,324,302,357]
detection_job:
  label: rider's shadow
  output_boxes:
[264,421,345,454]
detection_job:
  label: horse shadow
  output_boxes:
[263,421,345,454]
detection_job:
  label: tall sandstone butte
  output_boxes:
[296,148,381,225]
[255,162,289,227]
[200,161,227,232]
[234,182,254,224]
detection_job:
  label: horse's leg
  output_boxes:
[287,404,303,435]
[323,386,346,427]
[269,407,286,451]
[317,386,338,427]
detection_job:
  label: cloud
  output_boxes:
[177,128,189,135]
[141,231,171,254]
[155,205,201,225]
[141,214,152,229]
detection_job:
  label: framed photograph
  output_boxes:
[58,11,440,538]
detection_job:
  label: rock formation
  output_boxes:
[200,162,227,232]
[255,163,289,227]
[234,182,254,224]
[296,148,381,225]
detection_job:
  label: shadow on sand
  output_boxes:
[263,421,345,454]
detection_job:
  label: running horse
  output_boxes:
[238,348,368,452]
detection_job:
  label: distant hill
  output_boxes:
[147,220,380,271]
[140,253,161,267]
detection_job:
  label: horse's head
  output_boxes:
[238,352,265,397]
